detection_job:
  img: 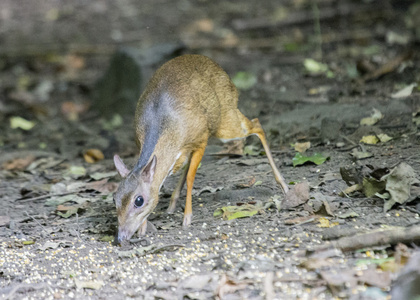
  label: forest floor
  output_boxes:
[1,0,420,299]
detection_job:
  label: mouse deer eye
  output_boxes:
[134,195,145,208]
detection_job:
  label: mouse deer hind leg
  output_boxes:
[217,110,289,194]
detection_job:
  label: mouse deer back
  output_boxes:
[113,54,289,243]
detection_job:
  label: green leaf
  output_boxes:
[214,204,260,220]
[243,145,260,156]
[213,208,223,217]
[100,235,114,242]
[101,114,123,131]
[227,209,258,220]
[10,116,36,130]
[362,177,386,198]
[65,165,86,180]
[232,72,257,90]
[303,58,328,74]
[355,257,394,267]
[292,152,328,167]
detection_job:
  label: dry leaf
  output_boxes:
[360,108,383,126]
[282,182,310,209]
[61,101,89,121]
[294,141,311,153]
[377,133,392,143]
[74,279,104,290]
[2,155,35,170]
[360,135,379,144]
[391,83,417,99]
[83,149,105,163]
[86,179,118,194]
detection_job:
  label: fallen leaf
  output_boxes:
[65,166,86,179]
[232,72,257,90]
[282,182,310,209]
[45,194,89,206]
[235,177,256,188]
[243,145,260,156]
[117,245,156,258]
[377,133,392,143]
[99,235,114,242]
[337,211,359,218]
[38,241,62,251]
[2,155,36,170]
[360,108,384,126]
[304,58,329,74]
[360,135,379,144]
[10,116,36,130]
[391,83,417,99]
[61,101,89,121]
[292,152,328,167]
[86,179,118,194]
[195,186,223,196]
[383,163,420,211]
[351,148,374,160]
[340,184,362,196]
[89,171,117,180]
[214,204,260,220]
[57,206,79,218]
[294,141,311,153]
[56,205,75,211]
[317,217,338,228]
[100,114,123,130]
[284,215,317,225]
[83,149,105,163]
[363,177,386,198]
[74,279,104,290]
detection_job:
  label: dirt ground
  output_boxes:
[1,0,420,299]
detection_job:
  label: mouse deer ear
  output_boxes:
[141,155,157,183]
[114,154,130,178]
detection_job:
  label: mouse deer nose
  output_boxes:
[114,229,129,245]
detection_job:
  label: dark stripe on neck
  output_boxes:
[134,121,160,173]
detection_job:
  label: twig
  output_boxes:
[24,212,49,235]
[263,272,275,300]
[15,191,78,202]
[316,225,420,252]
[340,135,357,146]
[150,244,185,254]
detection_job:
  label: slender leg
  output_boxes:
[167,158,190,213]
[137,219,147,236]
[248,118,289,193]
[183,143,207,228]
[216,111,289,194]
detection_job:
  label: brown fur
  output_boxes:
[113,54,289,243]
